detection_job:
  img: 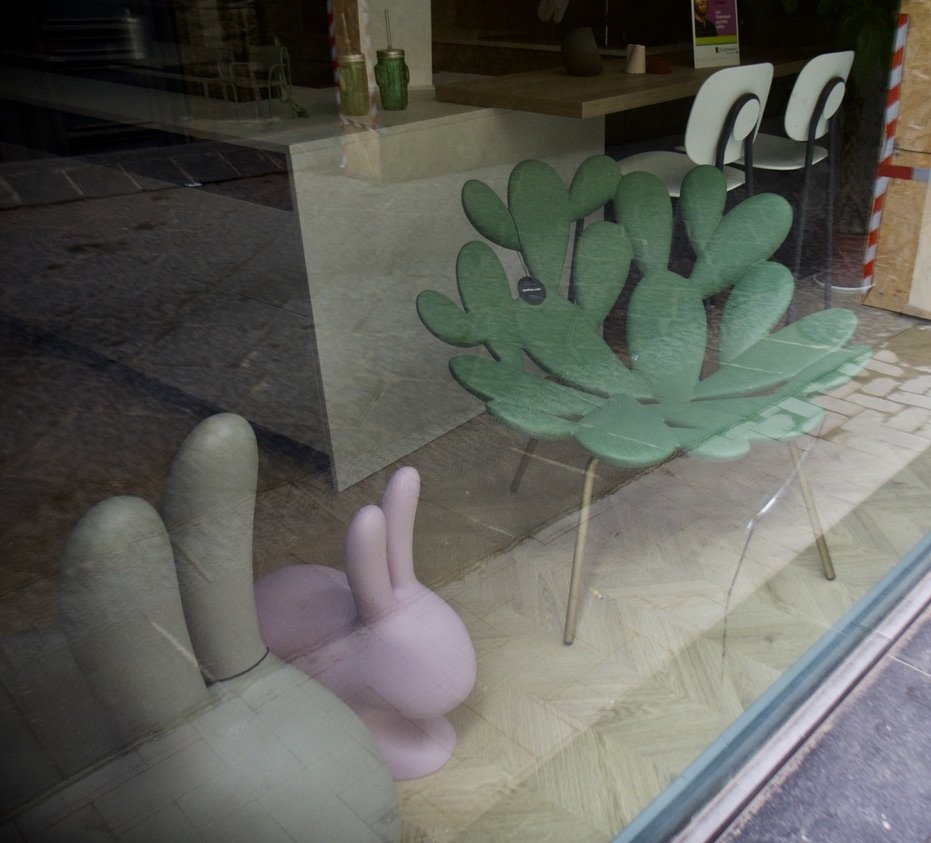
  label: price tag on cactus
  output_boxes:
[517,276,546,304]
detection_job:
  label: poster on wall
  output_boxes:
[691,0,739,67]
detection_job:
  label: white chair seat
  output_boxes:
[746,133,828,171]
[619,151,747,197]
[615,63,774,199]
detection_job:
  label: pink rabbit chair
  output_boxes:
[254,467,477,780]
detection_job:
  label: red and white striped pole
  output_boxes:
[326,0,378,128]
[863,13,911,288]
[327,0,342,112]
[326,0,380,172]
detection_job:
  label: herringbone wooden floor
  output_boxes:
[396,319,931,842]
[3,270,929,841]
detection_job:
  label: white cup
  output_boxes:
[626,44,647,74]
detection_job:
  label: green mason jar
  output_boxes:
[374,48,409,111]
[338,53,369,116]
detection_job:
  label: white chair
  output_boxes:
[618,63,774,198]
[746,51,854,310]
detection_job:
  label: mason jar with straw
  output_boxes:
[375,10,409,111]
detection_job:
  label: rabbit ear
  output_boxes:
[344,504,396,622]
[380,467,420,589]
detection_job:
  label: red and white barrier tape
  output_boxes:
[863,13,911,288]
[327,0,341,108]
[355,0,378,128]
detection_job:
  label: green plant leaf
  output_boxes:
[456,241,513,311]
[717,261,795,362]
[626,270,707,401]
[613,171,673,276]
[488,400,580,439]
[449,355,602,418]
[689,193,793,299]
[419,157,872,471]
[508,160,572,289]
[517,301,649,398]
[694,308,859,398]
[571,220,632,327]
[680,165,727,258]
[689,395,826,459]
[455,241,523,364]
[462,179,520,250]
[568,154,622,220]
[775,344,871,399]
[416,290,476,346]
[574,393,679,466]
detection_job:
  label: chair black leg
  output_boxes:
[510,438,537,494]
[787,135,820,324]
[785,165,810,324]
[568,218,585,303]
[792,164,813,283]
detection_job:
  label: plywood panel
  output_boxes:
[862,154,930,317]
[907,176,931,313]
[862,0,931,317]
[896,0,931,154]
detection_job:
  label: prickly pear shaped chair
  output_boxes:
[417,157,871,644]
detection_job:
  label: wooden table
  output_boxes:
[435,51,811,119]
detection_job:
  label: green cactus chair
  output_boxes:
[417,157,871,644]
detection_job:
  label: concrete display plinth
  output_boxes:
[287,93,603,488]
[0,61,603,489]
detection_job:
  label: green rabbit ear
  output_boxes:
[462,179,520,251]
[680,165,727,258]
[613,171,672,276]
[568,154,622,220]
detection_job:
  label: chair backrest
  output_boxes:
[783,50,855,142]
[684,63,774,167]
[249,44,286,72]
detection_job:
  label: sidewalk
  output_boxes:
[719,596,931,842]
[670,563,931,843]
[0,139,289,210]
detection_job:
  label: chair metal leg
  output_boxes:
[564,456,599,645]
[510,438,537,494]
[788,442,835,580]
